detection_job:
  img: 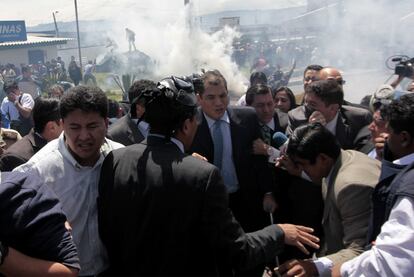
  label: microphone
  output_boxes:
[272,132,288,149]
[267,132,289,163]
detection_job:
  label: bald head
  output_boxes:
[320,67,345,87]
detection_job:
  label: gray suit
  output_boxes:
[286,105,372,150]
[107,113,144,146]
[320,150,380,265]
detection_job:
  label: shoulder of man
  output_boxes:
[1,128,22,141]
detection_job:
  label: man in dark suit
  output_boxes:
[286,79,372,150]
[97,76,319,276]
[0,97,62,171]
[190,70,276,232]
[107,79,156,145]
[245,83,284,158]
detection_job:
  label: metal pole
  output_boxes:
[52,11,59,37]
[74,0,83,71]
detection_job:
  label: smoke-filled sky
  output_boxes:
[3,0,305,26]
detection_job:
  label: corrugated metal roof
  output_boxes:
[0,35,72,49]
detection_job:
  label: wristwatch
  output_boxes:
[0,241,9,266]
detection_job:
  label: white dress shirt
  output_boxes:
[14,133,124,275]
[203,111,239,193]
[340,153,414,277]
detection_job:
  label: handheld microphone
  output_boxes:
[272,132,288,149]
[267,132,289,163]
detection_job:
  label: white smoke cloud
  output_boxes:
[105,2,247,93]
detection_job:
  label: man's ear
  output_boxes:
[182,118,192,135]
[330,103,340,113]
[318,153,332,164]
[400,131,412,148]
[196,93,202,104]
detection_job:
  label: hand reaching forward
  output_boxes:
[277,224,319,255]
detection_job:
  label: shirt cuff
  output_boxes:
[313,257,333,277]
[340,260,352,277]
[267,146,281,163]
[301,171,312,182]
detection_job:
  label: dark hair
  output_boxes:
[128,79,157,117]
[21,66,31,74]
[381,93,414,138]
[249,71,268,86]
[287,123,341,164]
[60,85,108,119]
[273,86,297,111]
[107,99,120,118]
[305,79,344,106]
[33,97,61,133]
[3,80,18,94]
[196,69,227,95]
[144,77,197,137]
[303,64,323,78]
[245,84,272,106]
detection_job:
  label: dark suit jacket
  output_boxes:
[286,105,372,150]
[98,136,285,276]
[0,129,47,171]
[189,106,274,231]
[107,113,144,146]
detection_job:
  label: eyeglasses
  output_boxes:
[336,79,346,85]
[304,76,318,82]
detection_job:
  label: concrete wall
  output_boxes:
[0,45,58,66]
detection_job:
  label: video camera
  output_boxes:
[392,56,414,78]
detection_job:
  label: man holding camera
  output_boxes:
[1,80,34,136]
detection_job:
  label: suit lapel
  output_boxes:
[322,150,344,223]
[335,110,351,149]
[228,108,242,166]
[195,110,214,161]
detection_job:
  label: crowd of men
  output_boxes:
[0,58,413,277]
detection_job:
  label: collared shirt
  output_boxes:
[340,196,414,277]
[203,111,239,193]
[393,152,414,165]
[1,93,34,122]
[265,117,275,131]
[14,133,124,276]
[133,118,149,138]
[324,111,339,135]
[147,133,184,153]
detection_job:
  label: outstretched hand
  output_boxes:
[277,224,319,255]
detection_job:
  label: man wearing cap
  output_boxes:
[108,79,156,145]
[97,76,320,276]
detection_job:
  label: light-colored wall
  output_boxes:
[0,45,58,66]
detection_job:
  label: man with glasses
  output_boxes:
[287,80,371,150]
[295,64,323,105]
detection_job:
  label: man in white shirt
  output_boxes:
[1,80,34,136]
[333,93,414,277]
[14,85,123,276]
